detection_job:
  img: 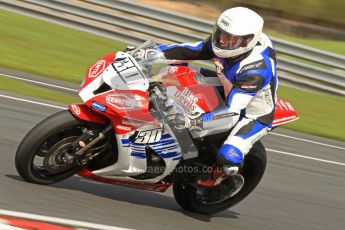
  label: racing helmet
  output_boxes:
[212,7,264,58]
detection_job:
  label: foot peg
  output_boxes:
[223,166,239,176]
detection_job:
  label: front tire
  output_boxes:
[15,110,102,184]
[173,141,267,214]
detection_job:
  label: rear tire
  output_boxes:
[15,110,102,184]
[173,141,267,214]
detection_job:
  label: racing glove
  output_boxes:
[167,113,202,130]
[125,45,163,63]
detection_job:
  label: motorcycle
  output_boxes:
[15,41,298,214]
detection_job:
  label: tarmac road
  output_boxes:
[0,93,344,230]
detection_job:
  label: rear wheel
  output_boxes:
[15,110,104,184]
[173,141,267,214]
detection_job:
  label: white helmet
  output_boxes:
[212,7,264,58]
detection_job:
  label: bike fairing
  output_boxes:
[72,47,218,182]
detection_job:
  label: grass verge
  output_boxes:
[0,9,126,83]
[0,77,80,104]
[277,86,345,142]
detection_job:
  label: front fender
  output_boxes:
[69,104,107,124]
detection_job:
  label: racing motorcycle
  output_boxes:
[15,41,298,214]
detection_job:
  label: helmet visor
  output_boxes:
[212,26,254,50]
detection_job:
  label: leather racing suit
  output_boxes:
[157,33,277,166]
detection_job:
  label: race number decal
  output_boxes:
[112,57,146,87]
[133,129,163,144]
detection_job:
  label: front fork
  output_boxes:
[65,123,114,165]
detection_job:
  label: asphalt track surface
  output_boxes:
[0,93,344,230]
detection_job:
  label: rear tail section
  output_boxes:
[272,98,299,127]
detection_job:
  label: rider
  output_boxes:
[157,7,277,187]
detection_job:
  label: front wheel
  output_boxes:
[173,141,267,214]
[15,110,104,184]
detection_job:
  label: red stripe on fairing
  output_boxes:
[78,168,171,192]
[0,216,73,230]
[273,116,299,126]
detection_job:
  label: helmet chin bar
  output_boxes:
[212,44,247,59]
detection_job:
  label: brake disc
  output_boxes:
[43,136,78,174]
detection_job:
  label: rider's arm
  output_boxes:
[157,36,215,60]
[201,71,265,130]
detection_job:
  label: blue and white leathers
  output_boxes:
[158,33,277,165]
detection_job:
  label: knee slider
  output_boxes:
[218,144,243,165]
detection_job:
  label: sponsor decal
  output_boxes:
[122,118,142,126]
[122,118,131,125]
[173,88,198,111]
[241,83,257,89]
[229,150,240,159]
[263,89,273,107]
[239,60,266,74]
[91,101,107,112]
[242,62,262,72]
[106,94,142,110]
[88,60,106,78]
[133,94,143,101]
[71,104,80,115]
[249,133,266,146]
[122,118,133,125]
[221,18,230,27]
[117,125,132,131]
